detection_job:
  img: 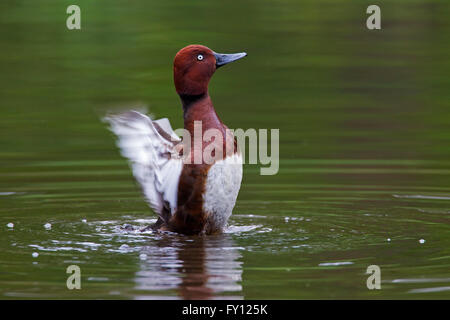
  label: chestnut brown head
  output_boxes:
[173,44,247,96]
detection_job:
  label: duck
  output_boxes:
[105,45,247,235]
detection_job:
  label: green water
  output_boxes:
[1,0,449,299]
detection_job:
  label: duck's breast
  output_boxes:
[203,152,243,232]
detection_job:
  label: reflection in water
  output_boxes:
[135,234,243,299]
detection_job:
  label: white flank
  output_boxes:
[203,153,243,230]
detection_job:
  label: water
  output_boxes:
[1,0,449,299]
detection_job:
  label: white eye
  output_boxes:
[197,54,204,61]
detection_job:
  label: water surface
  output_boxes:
[1,0,449,299]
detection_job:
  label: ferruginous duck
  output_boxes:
[105,45,247,235]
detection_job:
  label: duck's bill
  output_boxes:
[214,52,247,68]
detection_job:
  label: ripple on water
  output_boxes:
[0,192,18,196]
[391,278,450,284]
[225,225,272,234]
[408,287,450,294]
[393,194,450,200]
[319,261,354,267]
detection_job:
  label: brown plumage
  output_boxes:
[106,45,246,235]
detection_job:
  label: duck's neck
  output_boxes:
[180,92,224,135]
[179,93,207,111]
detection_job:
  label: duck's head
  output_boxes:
[173,44,247,96]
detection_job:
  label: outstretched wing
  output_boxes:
[104,111,183,222]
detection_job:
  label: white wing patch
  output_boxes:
[104,111,182,220]
[203,153,243,231]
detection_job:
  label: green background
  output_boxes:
[0,0,449,299]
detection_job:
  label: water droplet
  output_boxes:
[139,253,147,260]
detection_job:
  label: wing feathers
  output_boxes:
[104,111,182,221]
